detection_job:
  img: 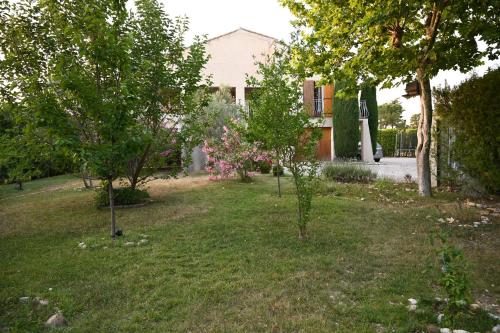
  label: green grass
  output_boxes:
[0,174,498,332]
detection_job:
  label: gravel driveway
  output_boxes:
[364,157,417,182]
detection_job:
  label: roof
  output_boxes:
[206,27,278,43]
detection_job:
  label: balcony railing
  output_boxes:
[313,98,323,117]
[359,99,369,119]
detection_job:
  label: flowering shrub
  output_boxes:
[202,121,269,181]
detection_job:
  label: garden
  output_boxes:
[1,0,499,332]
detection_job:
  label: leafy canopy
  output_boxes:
[281,0,500,86]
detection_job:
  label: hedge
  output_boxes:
[378,129,397,157]
[333,80,360,158]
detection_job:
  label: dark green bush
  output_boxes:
[272,164,284,176]
[322,164,376,183]
[378,129,397,157]
[435,68,500,194]
[96,187,150,207]
[258,161,272,174]
[333,80,360,158]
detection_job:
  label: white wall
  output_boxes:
[203,28,276,104]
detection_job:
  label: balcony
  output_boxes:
[313,98,323,117]
[359,100,369,119]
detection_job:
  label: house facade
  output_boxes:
[197,27,336,165]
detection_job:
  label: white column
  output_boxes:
[236,85,245,105]
[360,119,374,162]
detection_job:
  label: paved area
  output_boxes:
[363,157,417,182]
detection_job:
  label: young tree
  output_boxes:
[379,100,405,129]
[247,44,321,238]
[281,0,500,196]
[409,113,420,129]
[126,0,210,189]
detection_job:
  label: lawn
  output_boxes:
[0,174,498,332]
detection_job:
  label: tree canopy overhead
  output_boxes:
[281,0,500,196]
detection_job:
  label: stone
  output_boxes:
[45,313,67,328]
[492,324,500,333]
[426,324,440,333]
[470,303,480,310]
[78,242,86,249]
[19,296,29,303]
[408,298,418,305]
[473,222,480,228]
[452,330,469,333]
[440,329,451,333]
[408,304,417,311]
[437,313,444,323]
[138,239,148,245]
[124,242,135,247]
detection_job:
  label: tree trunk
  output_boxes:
[298,224,307,240]
[276,160,282,197]
[416,68,433,197]
[108,176,117,238]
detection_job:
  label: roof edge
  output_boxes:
[206,27,278,43]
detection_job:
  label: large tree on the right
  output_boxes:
[281,0,499,196]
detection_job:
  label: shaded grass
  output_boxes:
[0,174,498,332]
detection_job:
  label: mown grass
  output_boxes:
[0,174,498,332]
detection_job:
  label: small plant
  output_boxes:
[322,164,376,183]
[96,187,150,207]
[432,231,471,325]
[272,164,284,177]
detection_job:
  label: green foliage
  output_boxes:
[432,231,471,325]
[378,100,405,129]
[409,113,420,128]
[257,161,272,174]
[95,187,150,207]
[272,164,284,177]
[202,86,242,141]
[247,43,321,237]
[332,80,359,158]
[361,86,378,154]
[378,129,398,157]
[435,69,500,193]
[322,164,376,183]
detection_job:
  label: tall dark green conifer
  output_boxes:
[332,81,359,158]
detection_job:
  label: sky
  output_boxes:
[162,0,500,122]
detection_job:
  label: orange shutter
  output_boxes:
[323,85,334,116]
[303,80,314,116]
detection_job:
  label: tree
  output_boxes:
[247,44,321,238]
[379,100,405,129]
[435,68,500,193]
[126,0,210,189]
[332,80,360,158]
[409,113,420,128]
[202,86,242,141]
[281,0,500,196]
[360,86,378,154]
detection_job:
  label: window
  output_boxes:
[313,85,323,117]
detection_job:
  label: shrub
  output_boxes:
[96,187,150,207]
[435,68,500,193]
[272,164,284,176]
[378,128,397,157]
[322,163,376,183]
[258,160,272,174]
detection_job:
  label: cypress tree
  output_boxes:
[333,80,359,158]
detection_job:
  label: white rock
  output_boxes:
[408,298,418,305]
[470,303,480,310]
[45,313,67,327]
[473,222,480,228]
[19,296,29,303]
[438,218,445,223]
[124,242,135,247]
[138,239,148,245]
[408,304,417,311]
[78,242,86,249]
[48,288,53,291]
[440,329,451,333]
[437,313,444,323]
[492,324,500,333]
[446,217,455,223]
[38,299,49,306]
[452,330,469,333]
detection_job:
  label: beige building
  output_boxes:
[202,28,338,161]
